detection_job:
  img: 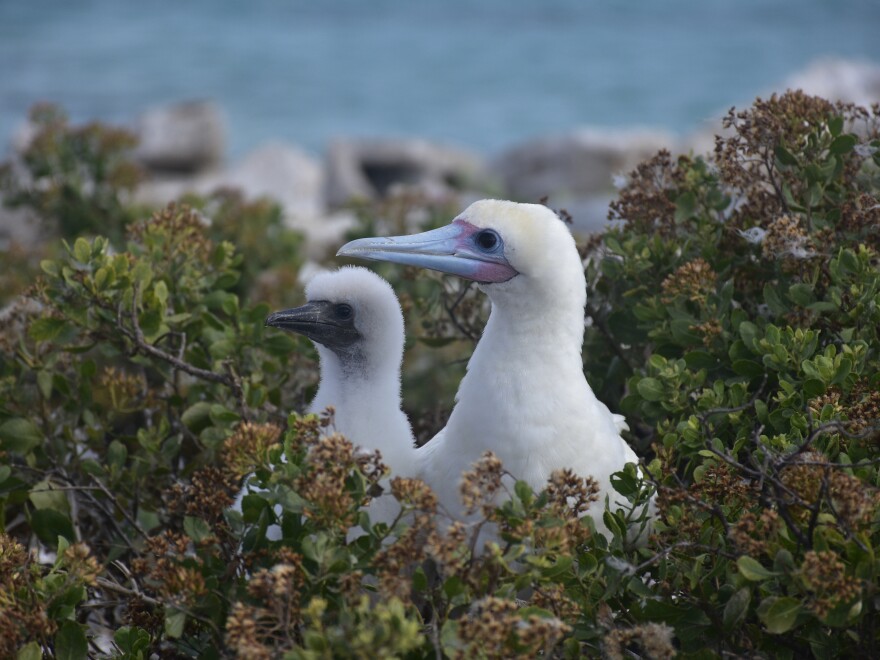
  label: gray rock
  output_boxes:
[134,141,347,259]
[197,142,324,219]
[135,100,226,173]
[135,142,324,216]
[323,137,486,207]
[491,128,673,202]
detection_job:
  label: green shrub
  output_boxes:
[0,104,142,245]
[0,92,878,658]
[581,91,880,657]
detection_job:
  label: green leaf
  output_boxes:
[732,360,764,379]
[209,404,240,426]
[674,191,696,223]
[803,378,826,398]
[107,440,128,470]
[828,134,857,156]
[241,493,271,524]
[763,284,787,315]
[56,620,88,660]
[736,555,777,581]
[758,596,802,634]
[723,587,751,631]
[774,145,798,166]
[114,626,152,654]
[184,516,212,543]
[154,279,169,306]
[828,115,844,137]
[181,401,213,433]
[165,608,187,638]
[31,508,75,545]
[73,237,91,263]
[684,351,718,370]
[37,370,54,399]
[832,357,852,386]
[636,377,665,402]
[788,283,815,307]
[808,301,837,313]
[514,480,533,505]
[29,316,69,342]
[17,642,42,660]
[40,259,60,276]
[0,418,43,454]
[29,480,69,512]
[738,321,759,349]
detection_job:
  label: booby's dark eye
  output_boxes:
[334,303,353,320]
[475,229,500,251]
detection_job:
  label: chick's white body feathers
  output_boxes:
[303,267,417,525]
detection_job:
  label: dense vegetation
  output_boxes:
[0,92,878,658]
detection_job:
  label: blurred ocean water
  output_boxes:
[1,0,879,158]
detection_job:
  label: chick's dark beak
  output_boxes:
[266,301,359,350]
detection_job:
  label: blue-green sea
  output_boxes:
[1,0,879,157]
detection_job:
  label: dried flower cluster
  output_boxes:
[760,214,811,260]
[728,509,781,557]
[131,531,206,606]
[530,583,581,622]
[128,203,213,264]
[296,431,385,529]
[827,469,880,530]
[390,476,438,512]
[166,465,240,524]
[456,596,571,658]
[62,542,101,586]
[226,553,305,659]
[426,520,470,575]
[373,524,430,601]
[223,422,283,478]
[661,258,717,304]
[608,150,683,236]
[838,193,880,251]
[537,469,600,552]
[459,451,504,516]
[0,535,55,656]
[690,318,724,347]
[799,550,861,619]
[843,388,880,436]
[715,91,837,227]
[604,622,677,660]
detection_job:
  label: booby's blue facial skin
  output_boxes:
[337,220,518,284]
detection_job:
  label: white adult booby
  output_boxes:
[338,200,648,539]
[261,266,418,529]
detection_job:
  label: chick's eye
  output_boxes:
[476,229,499,251]
[334,304,353,320]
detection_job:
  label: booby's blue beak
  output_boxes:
[336,220,518,284]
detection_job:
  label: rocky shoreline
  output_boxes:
[2,57,879,256]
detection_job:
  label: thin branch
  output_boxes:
[112,284,250,418]
[96,577,160,607]
[443,280,479,342]
[87,474,149,541]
